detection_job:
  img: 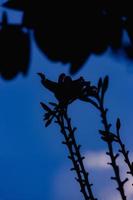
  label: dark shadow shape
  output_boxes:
[0,12,30,80]
[2,0,133,76]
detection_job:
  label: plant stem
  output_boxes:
[56,108,97,200]
[98,98,127,200]
[116,127,133,177]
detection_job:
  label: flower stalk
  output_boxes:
[38,73,97,200]
[87,76,128,200]
[98,98,127,200]
[116,118,133,177]
[55,107,96,200]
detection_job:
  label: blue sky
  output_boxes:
[0,4,133,200]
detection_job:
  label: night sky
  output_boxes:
[0,3,133,200]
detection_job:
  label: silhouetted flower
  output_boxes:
[38,73,97,106]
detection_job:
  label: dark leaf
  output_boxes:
[0,11,30,80]
[97,77,102,92]
[40,102,51,112]
[45,118,53,127]
[102,76,109,94]
[49,102,57,106]
[44,112,51,120]
[116,118,121,131]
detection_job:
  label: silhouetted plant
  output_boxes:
[86,76,133,195]
[38,73,133,200]
[89,77,128,200]
[38,73,98,200]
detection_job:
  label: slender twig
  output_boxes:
[55,107,97,200]
[116,119,133,177]
[97,98,127,200]
[87,76,128,200]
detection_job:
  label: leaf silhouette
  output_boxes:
[40,102,51,112]
[102,76,109,95]
[0,12,30,80]
[97,78,102,93]
[116,118,121,131]
[45,118,53,127]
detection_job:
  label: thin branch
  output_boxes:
[55,108,97,200]
[98,97,127,200]
[85,76,128,200]
[116,119,133,177]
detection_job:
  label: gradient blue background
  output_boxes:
[0,3,133,200]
